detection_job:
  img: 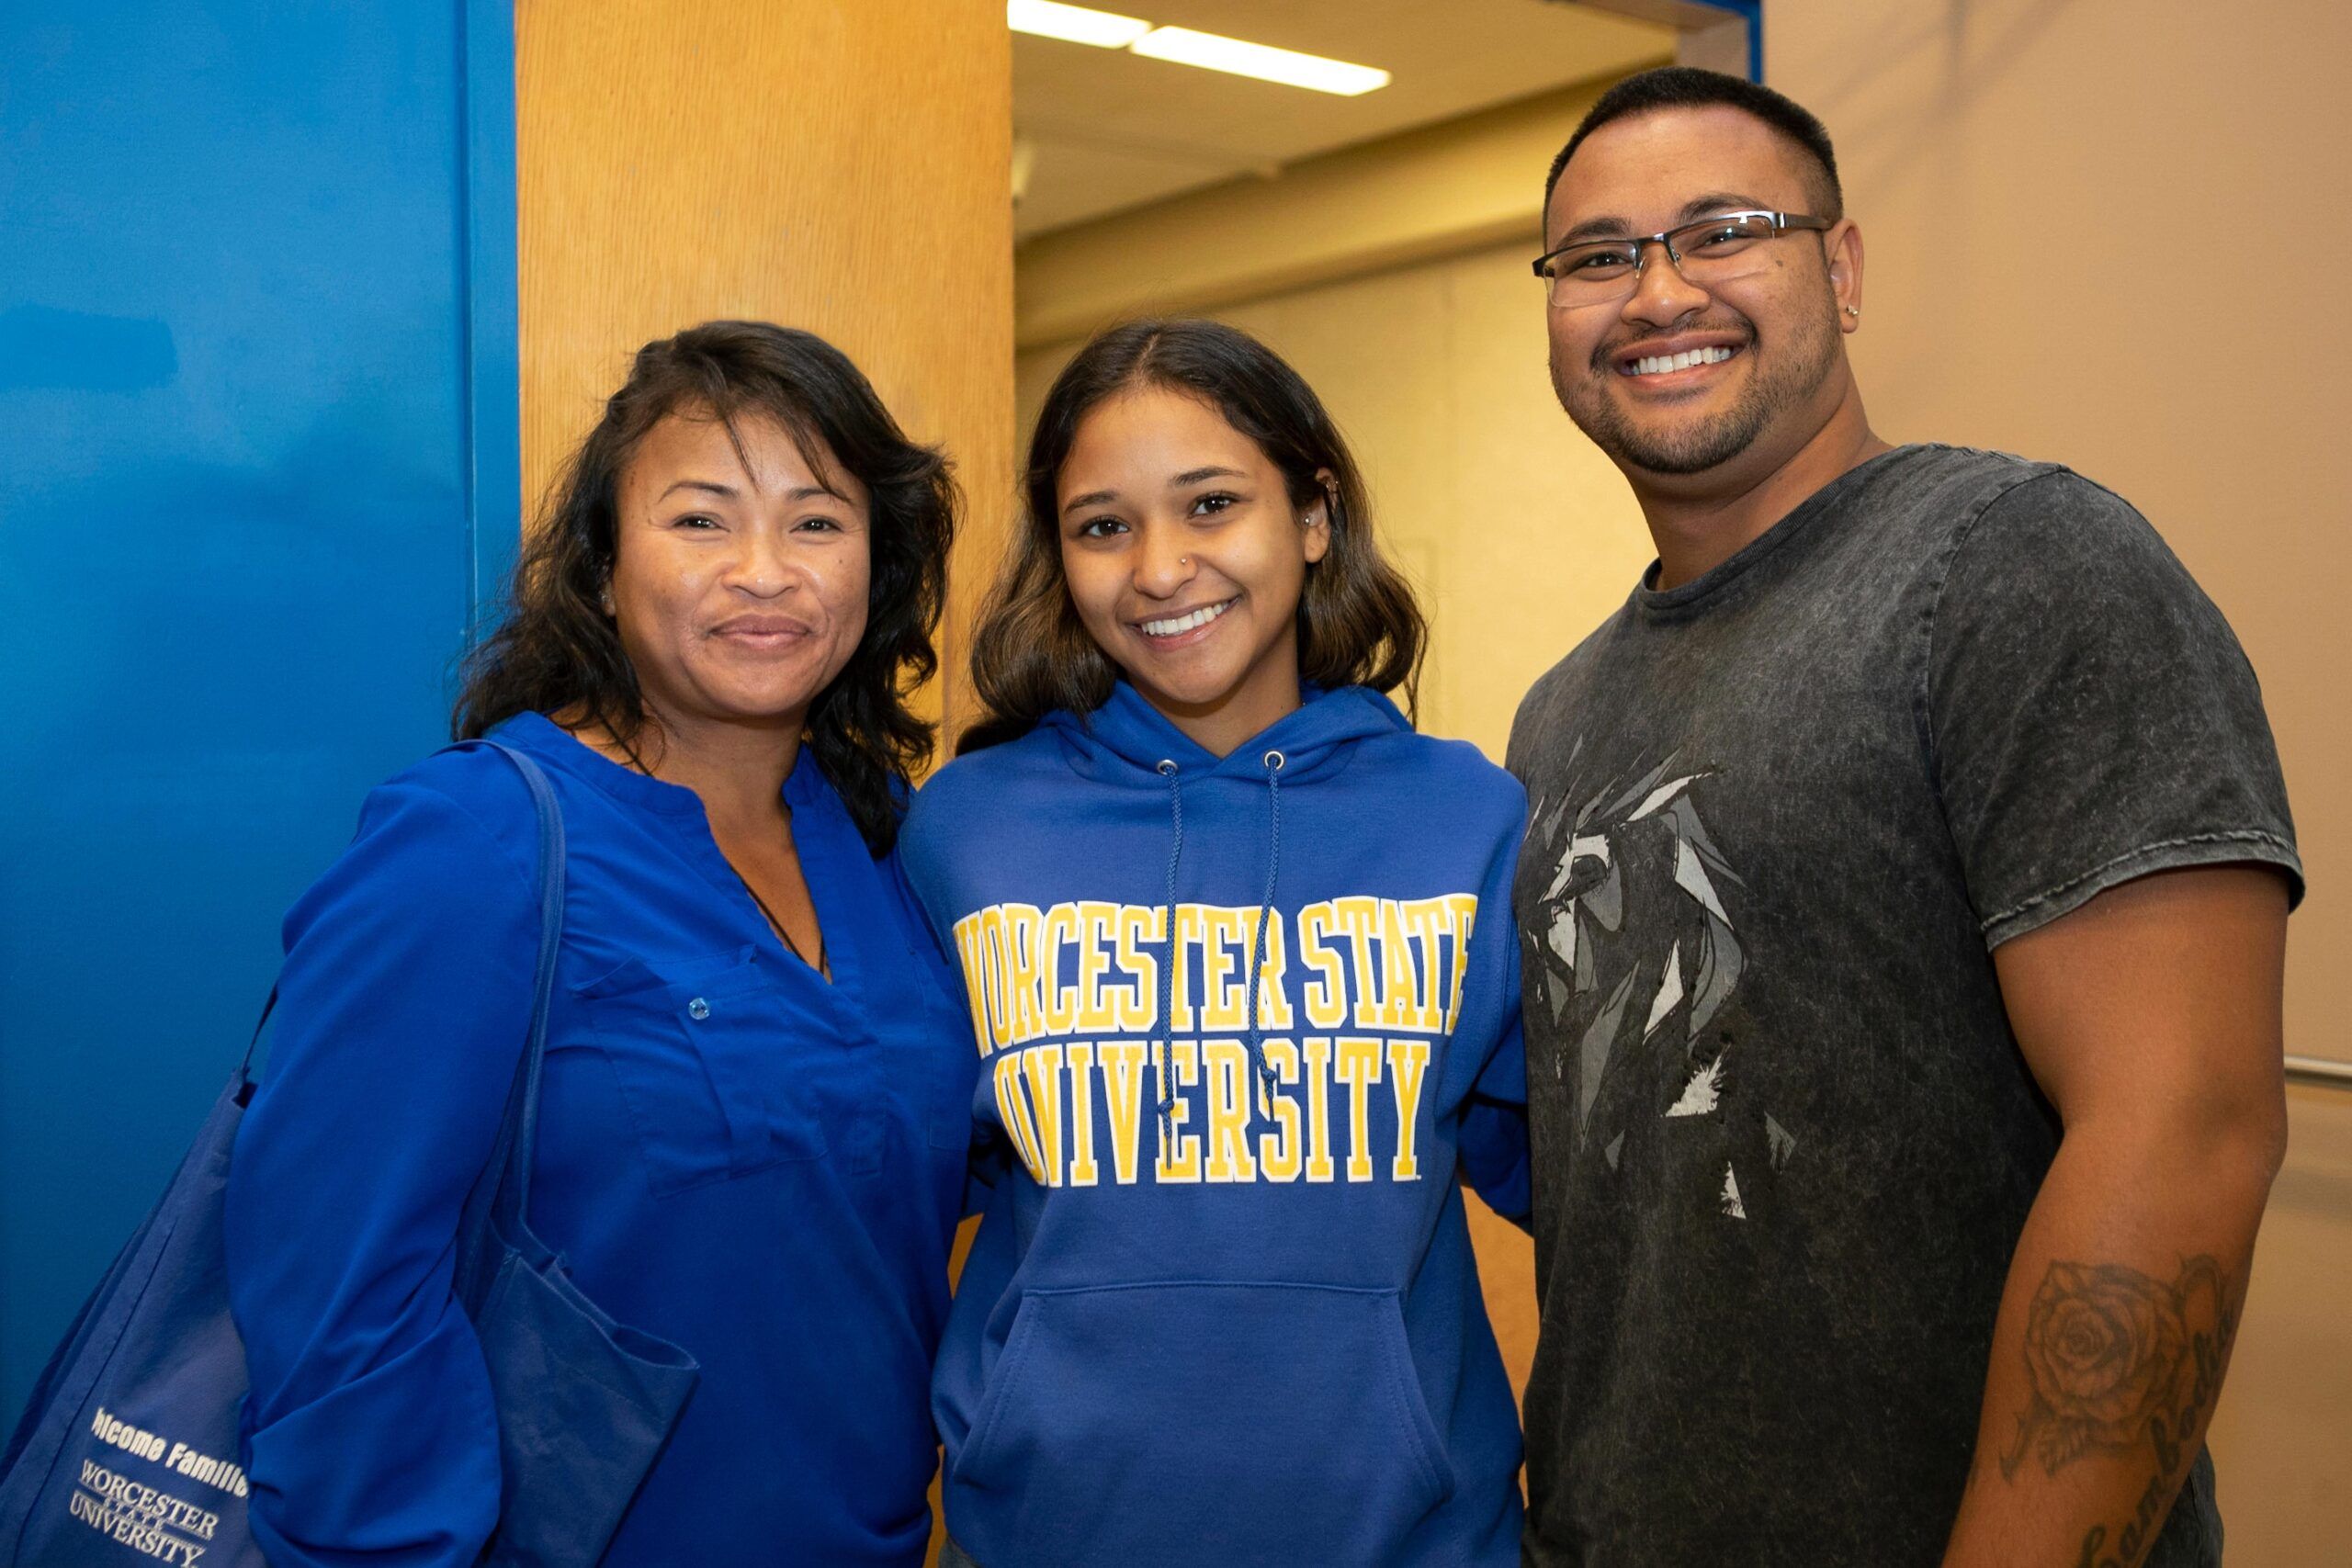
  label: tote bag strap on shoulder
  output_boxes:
[447,738,568,1273]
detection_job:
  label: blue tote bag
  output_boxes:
[0,741,699,1566]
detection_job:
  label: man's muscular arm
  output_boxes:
[1942,865,2289,1568]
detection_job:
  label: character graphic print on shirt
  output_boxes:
[947,895,1479,1188]
[1523,744,1792,1221]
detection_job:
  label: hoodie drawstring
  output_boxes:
[1242,750,1285,1120]
[1155,759,1183,1141]
[1157,750,1286,1142]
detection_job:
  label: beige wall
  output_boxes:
[515,0,1014,733]
[1770,5,2351,1559]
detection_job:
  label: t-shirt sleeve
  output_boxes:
[1925,470,2302,948]
[224,774,538,1567]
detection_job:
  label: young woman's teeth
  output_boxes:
[1631,345,1736,377]
[1142,599,1234,637]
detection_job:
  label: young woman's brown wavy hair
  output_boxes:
[453,321,955,853]
[960,318,1423,753]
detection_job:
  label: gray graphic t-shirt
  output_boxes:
[1506,446,2301,1567]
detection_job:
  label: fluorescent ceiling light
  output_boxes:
[1008,0,1151,49]
[1128,25,1390,96]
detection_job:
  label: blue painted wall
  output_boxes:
[0,1,517,1416]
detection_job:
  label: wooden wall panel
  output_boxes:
[515,0,1014,733]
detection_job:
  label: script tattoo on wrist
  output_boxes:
[1996,1254,2241,1568]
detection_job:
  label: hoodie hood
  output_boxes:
[1041,680,1408,787]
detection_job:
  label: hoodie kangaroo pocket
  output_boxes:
[952,1280,1455,1566]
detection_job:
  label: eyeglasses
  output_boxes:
[1532,210,1834,308]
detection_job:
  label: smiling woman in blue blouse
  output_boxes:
[223,321,976,1567]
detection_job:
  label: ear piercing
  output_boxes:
[1843,305,1860,318]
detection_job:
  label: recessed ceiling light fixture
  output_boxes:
[1008,3,1390,96]
[1127,26,1389,96]
[1008,0,1152,49]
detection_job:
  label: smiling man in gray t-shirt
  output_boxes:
[1510,68,2301,1568]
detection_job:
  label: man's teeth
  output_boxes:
[1141,600,1235,637]
[1630,345,1736,377]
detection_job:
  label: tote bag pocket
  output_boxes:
[470,1248,698,1566]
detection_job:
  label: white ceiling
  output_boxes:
[1012,0,1678,240]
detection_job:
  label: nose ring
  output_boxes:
[1180,556,1190,568]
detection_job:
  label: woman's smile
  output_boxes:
[1134,594,1239,645]
[707,611,817,650]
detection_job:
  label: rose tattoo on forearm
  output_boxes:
[1996,1255,2242,1568]
[1999,1255,2232,1481]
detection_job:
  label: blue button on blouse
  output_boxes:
[225,712,978,1567]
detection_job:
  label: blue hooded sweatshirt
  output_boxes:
[899,682,1532,1568]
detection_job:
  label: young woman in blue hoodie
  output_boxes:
[900,319,1531,1568]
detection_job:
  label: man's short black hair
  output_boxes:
[1544,66,1844,225]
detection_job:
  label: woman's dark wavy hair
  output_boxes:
[960,318,1423,753]
[454,320,955,854]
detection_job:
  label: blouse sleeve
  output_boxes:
[225,773,537,1567]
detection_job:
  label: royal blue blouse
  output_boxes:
[224,713,977,1566]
